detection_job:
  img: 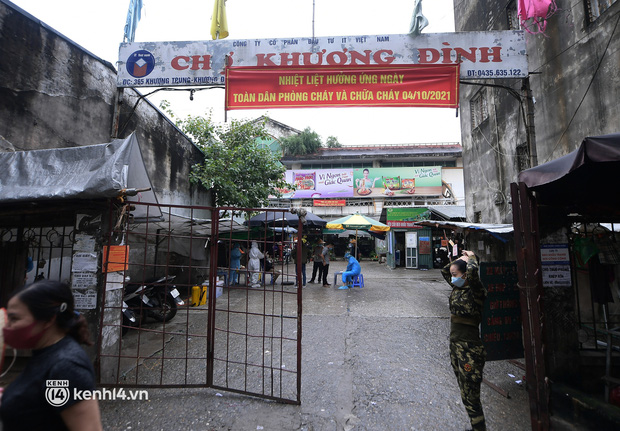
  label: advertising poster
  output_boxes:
[386,207,431,228]
[275,169,354,199]
[354,167,442,197]
[273,167,443,200]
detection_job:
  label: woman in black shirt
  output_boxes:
[0,280,102,431]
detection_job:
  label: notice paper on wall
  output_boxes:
[72,252,98,273]
[73,289,97,310]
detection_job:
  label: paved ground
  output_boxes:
[99,261,531,431]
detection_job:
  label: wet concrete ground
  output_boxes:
[99,261,531,431]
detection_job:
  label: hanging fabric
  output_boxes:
[518,0,558,35]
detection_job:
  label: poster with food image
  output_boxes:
[288,169,354,198]
[353,167,442,197]
[294,172,316,190]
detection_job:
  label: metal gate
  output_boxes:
[97,202,302,404]
[510,182,550,430]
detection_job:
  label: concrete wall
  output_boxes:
[0,0,210,210]
[454,0,620,224]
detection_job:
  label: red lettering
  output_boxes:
[373,49,395,65]
[171,56,190,70]
[189,55,211,70]
[301,50,325,66]
[256,53,278,66]
[279,52,302,66]
[479,46,502,63]
[326,50,348,65]
[454,47,477,63]
[350,50,372,65]
[418,48,440,64]
[441,44,453,64]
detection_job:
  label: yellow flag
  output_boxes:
[210,0,229,40]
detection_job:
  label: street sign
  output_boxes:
[117,31,527,87]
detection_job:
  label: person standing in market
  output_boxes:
[321,243,334,287]
[308,239,324,284]
[248,241,264,288]
[292,237,310,287]
[229,243,243,285]
[441,250,488,431]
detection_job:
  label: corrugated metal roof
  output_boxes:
[428,205,466,220]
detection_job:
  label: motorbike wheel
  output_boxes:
[151,293,177,322]
[121,314,132,336]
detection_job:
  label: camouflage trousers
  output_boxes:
[450,340,487,431]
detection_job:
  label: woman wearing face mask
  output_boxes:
[441,250,487,431]
[0,280,102,431]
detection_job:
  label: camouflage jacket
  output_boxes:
[441,256,487,325]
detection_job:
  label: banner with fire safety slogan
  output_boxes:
[225,64,459,110]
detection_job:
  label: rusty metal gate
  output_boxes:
[97,202,303,404]
[510,182,550,430]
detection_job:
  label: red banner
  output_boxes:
[225,64,459,110]
[313,199,346,207]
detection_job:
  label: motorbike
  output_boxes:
[121,301,137,335]
[123,275,184,328]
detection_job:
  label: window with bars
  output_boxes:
[507,0,520,29]
[586,0,618,22]
[516,142,531,172]
[470,90,489,130]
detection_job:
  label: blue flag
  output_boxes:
[124,0,143,43]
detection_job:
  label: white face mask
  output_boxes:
[451,276,466,287]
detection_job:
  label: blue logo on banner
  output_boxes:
[126,50,155,78]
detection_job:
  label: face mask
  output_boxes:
[451,276,466,288]
[3,319,47,350]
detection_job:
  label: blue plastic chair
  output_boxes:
[351,274,364,288]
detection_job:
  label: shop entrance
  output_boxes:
[405,231,418,269]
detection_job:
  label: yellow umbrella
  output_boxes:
[210,0,229,40]
[325,213,390,258]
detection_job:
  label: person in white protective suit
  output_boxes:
[248,241,264,288]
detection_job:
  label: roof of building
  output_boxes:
[281,142,462,162]
[252,116,302,135]
[428,205,466,220]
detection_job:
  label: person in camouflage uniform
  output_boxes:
[441,250,487,431]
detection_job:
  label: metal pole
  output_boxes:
[522,77,538,167]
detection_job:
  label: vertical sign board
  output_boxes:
[540,244,571,287]
[480,261,524,361]
[419,237,431,254]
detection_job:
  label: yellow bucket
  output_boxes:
[191,285,201,306]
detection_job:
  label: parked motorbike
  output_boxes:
[123,275,184,328]
[121,301,137,335]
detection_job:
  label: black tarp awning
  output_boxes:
[518,133,620,213]
[0,133,161,220]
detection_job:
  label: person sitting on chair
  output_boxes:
[264,252,281,285]
[339,251,361,290]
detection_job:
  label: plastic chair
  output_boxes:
[351,274,364,288]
